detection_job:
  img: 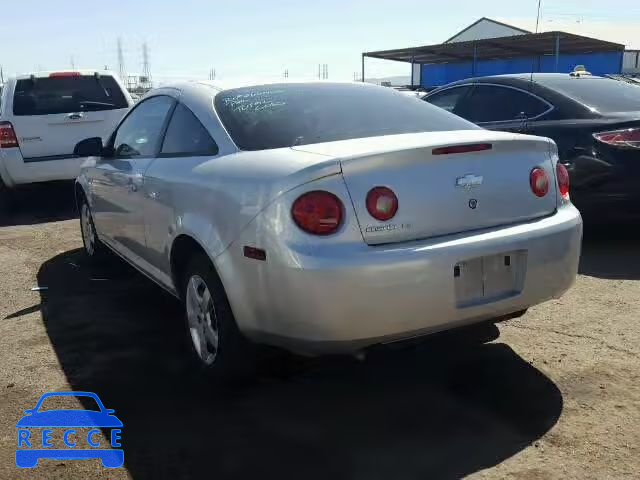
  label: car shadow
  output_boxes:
[0,181,77,227]
[34,249,563,480]
[579,224,640,280]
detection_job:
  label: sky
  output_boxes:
[1,0,639,84]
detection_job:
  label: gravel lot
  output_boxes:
[1,184,639,479]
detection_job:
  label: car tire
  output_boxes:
[181,252,256,380]
[0,178,14,219]
[79,196,108,261]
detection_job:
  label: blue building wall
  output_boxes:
[421,51,624,88]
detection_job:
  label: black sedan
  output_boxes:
[424,73,640,220]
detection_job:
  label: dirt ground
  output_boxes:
[0,184,638,479]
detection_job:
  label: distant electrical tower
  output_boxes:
[318,64,328,79]
[209,68,216,80]
[283,68,289,79]
[141,42,152,89]
[117,38,126,81]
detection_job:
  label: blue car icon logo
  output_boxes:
[15,391,123,468]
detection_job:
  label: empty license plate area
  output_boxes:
[454,250,526,308]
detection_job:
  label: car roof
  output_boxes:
[10,69,121,81]
[157,79,377,95]
[438,72,608,88]
[36,390,101,400]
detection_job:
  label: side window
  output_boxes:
[113,95,174,158]
[458,85,550,123]
[426,86,471,113]
[160,103,218,156]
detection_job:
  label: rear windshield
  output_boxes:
[538,77,640,113]
[214,83,478,151]
[13,75,129,116]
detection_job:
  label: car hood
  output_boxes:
[16,410,123,427]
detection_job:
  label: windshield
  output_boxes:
[214,83,478,150]
[13,75,129,116]
[538,77,640,112]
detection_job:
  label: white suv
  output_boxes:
[0,70,132,206]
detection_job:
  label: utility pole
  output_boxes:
[283,68,288,79]
[70,56,75,69]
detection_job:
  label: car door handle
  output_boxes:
[66,112,84,120]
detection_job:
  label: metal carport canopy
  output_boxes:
[363,31,624,65]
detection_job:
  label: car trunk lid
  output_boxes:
[294,131,557,245]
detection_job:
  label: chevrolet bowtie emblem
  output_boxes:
[456,174,483,189]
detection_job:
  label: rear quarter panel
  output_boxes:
[528,117,640,192]
[214,172,364,339]
[142,147,340,279]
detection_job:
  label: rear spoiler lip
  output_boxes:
[291,130,547,162]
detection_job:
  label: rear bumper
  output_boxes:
[222,204,582,355]
[573,192,640,221]
[0,148,85,187]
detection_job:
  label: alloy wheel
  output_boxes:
[81,203,96,256]
[185,274,219,365]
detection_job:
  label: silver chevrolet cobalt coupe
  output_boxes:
[74,81,582,377]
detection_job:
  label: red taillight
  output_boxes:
[366,186,398,221]
[594,128,640,149]
[432,143,492,155]
[530,168,550,197]
[0,122,19,149]
[49,71,81,78]
[291,191,343,235]
[556,163,570,198]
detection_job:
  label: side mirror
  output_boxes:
[74,137,103,157]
